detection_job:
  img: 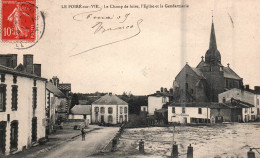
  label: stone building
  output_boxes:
[0,54,46,155]
[173,20,243,103]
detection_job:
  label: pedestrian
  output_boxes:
[81,128,85,141]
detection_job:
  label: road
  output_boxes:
[39,127,119,158]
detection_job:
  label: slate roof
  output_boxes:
[46,82,67,98]
[190,67,205,79]
[70,105,91,115]
[92,94,128,105]
[223,67,242,80]
[0,64,46,81]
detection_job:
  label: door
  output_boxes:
[10,120,18,150]
[0,121,6,154]
[101,115,104,123]
[32,117,37,142]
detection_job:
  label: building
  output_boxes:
[46,81,67,134]
[50,76,71,120]
[172,20,243,103]
[218,86,260,121]
[148,87,172,115]
[168,99,254,124]
[0,54,46,155]
[92,93,128,124]
[69,105,91,124]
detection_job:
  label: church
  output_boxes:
[172,20,243,103]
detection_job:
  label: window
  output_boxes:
[124,107,127,113]
[172,107,175,113]
[1,74,5,82]
[198,108,202,114]
[182,107,185,114]
[186,83,188,91]
[108,107,113,114]
[257,99,259,105]
[100,107,105,113]
[94,107,99,112]
[191,89,194,94]
[0,84,6,112]
[223,97,226,103]
[125,115,127,121]
[33,80,37,86]
[119,115,123,123]
[13,75,17,84]
[245,108,248,113]
[120,107,123,114]
[32,87,37,109]
[10,120,18,150]
[12,85,18,110]
[226,80,228,88]
[108,115,113,123]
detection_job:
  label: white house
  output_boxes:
[0,54,46,155]
[218,87,258,121]
[69,105,92,124]
[92,93,128,124]
[148,89,172,115]
[168,103,210,124]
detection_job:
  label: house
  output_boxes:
[154,108,168,124]
[0,54,46,155]
[218,86,259,121]
[172,19,243,103]
[168,99,254,124]
[46,81,67,134]
[92,93,128,124]
[50,76,71,120]
[69,105,91,124]
[148,87,172,115]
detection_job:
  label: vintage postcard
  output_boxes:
[0,0,259,157]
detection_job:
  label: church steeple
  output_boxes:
[209,22,217,50]
[205,15,221,65]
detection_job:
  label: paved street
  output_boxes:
[38,127,119,158]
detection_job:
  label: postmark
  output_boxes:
[2,0,36,41]
[1,0,45,49]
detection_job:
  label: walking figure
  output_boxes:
[81,128,85,141]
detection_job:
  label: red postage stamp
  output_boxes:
[1,0,36,42]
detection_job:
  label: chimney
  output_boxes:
[23,54,33,74]
[33,64,41,77]
[108,92,112,95]
[170,88,173,94]
[164,88,167,93]
[156,91,160,94]
[52,76,59,87]
[254,86,260,93]
[0,54,17,68]
[10,54,17,68]
[160,87,163,93]
[245,85,249,90]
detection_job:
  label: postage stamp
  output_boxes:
[1,0,36,42]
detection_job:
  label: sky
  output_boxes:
[1,0,260,95]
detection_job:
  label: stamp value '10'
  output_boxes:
[2,0,36,42]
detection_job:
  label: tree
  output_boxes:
[70,93,79,111]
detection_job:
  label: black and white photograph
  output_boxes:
[0,0,260,157]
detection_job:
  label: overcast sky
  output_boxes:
[1,0,259,95]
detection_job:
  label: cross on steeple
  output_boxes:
[227,63,230,67]
[201,56,204,61]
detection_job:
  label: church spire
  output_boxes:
[209,19,217,50]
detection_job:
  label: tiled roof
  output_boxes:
[223,67,242,80]
[46,82,67,98]
[58,84,71,91]
[71,105,91,115]
[190,67,205,79]
[92,94,128,105]
[0,64,46,81]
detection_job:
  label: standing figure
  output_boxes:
[81,128,85,141]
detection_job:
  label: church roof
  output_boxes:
[223,66,242,80]
[92,94,128,105]
[190,67,205,79]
